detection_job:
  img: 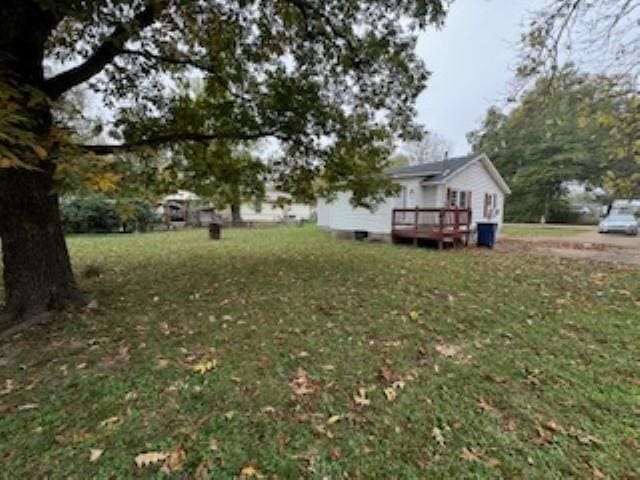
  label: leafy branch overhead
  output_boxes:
[518,0,640,82]
[2,0,449,207]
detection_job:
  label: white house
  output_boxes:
[317,153,511,241]
[226,187,315,224]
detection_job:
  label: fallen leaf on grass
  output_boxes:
[240,464,264,478]
[209,438,220,451]
[99,416,120,428]
[161,447,186,472]
[330,447,342,460]
[409,310,420,321]
[501,417,517,432]
[432,427,445,447]
[89,448,104,462]
[327,414,342,425]
[461,447,483,462]
[392,380,405,390]
[533,425,555,445]
[195,459,213,480]
[435,344,460,358]
[17,403,39,411]
[353,388,370,406]
[0,379,14,395]
[568,427,602,446]
[135,451,168,468]
[156,358,169,369]
[477,396,495,412]
[592,467,610,479]
[383,387,397,401]
[193,359,217,374]
[378,366,397,382]
[290,368,318,396]
[544,420,562,433]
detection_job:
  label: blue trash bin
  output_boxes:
[476,223,498,248]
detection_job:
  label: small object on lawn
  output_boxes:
[209,222,221,240]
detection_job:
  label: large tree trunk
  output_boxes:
[230,203,243,225]
[0,1,84,333]
[0,167,84,324]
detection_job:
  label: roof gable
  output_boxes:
[387,154,511,194]
[387,154,478,180]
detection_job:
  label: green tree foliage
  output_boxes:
[469,67,639,222]
[179,141,268,223]
[39,0,448,207]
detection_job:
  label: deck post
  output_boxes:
[413,206,419,246]
[439,209,444,249]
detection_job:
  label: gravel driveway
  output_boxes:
[500,226,640,266]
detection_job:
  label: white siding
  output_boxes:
[321,192,394,234]
[316,198,331,228]
[446,160,505,229]
[315,178,432,234]
[421,185,440,208]
[241,202,314,222]
[401,178,423,208]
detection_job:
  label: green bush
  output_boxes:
[61,195,158,233]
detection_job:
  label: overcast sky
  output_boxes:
[415,0,540,155]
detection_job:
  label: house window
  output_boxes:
[253,198,262,213]
[447,189,471,208]
[459,191,467,209]
[484,193,500,218]
[447,188,458,207]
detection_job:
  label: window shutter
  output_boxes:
[483,193,488,218]
[446,188,451,207]
[467,191,472,209]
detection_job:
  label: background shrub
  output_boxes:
[61,195,158,233]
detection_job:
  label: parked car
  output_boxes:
[598,213,638,235]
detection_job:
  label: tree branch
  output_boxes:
[115,48,254,103]
[79,130,283,155]
[286,0,357,53]
[117,48,216,73]
[43,0,168,99]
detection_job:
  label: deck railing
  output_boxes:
[391,207,473,247]
[392,207,472,229]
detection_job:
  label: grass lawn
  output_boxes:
[1,226,639,478]
[502,224,593,238]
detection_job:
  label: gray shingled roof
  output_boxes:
[387,154,478,182]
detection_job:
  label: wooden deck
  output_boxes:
[392,208,472,249]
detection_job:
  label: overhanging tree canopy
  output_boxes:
[0,0,448,332]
